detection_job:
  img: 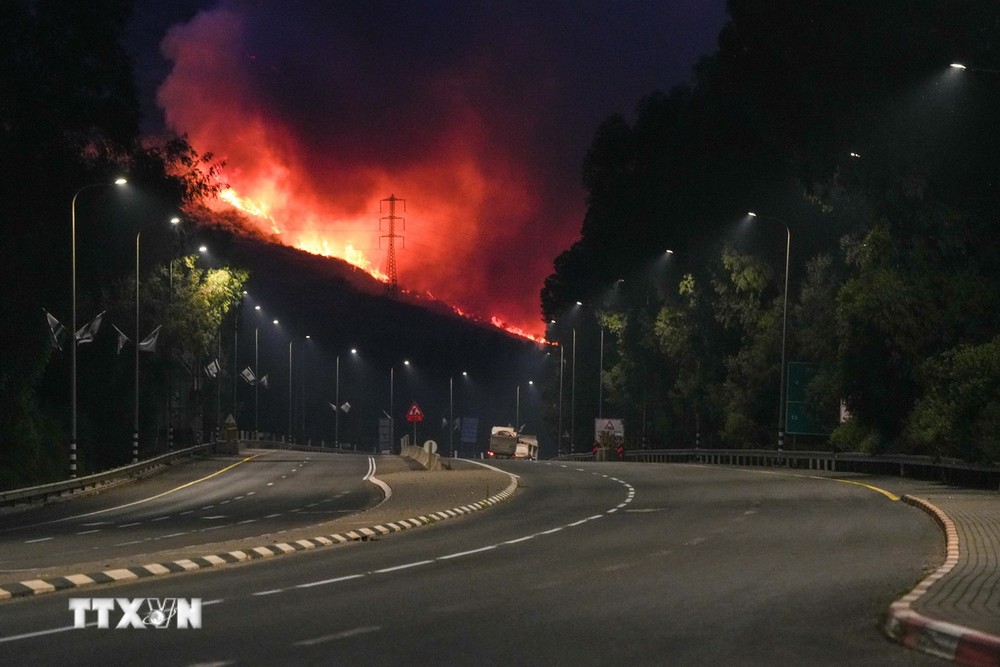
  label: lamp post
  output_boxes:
[571,325,577,453]
[515,380,533,429]
[448,371,467,457]
[549,320,568,456]
[749,212,791,450]
[70,178,126,477]
[335,348,357,447]
[255,325,260,440]
[252,310,277,440]
[598,326,604,420]
[557,343,564,455]
[389,365,395,453]
[287,339,294,443]
[133,228,144,463]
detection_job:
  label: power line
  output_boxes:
[379,194,405,297]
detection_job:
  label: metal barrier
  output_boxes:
[620,448,1000,487]
[0,443,216,509]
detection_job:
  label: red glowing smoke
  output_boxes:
[156,5,584,338]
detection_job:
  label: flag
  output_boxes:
[340,401,351,413]
[441,417,448,429]
[112,325,130,355]
[205,358,221,378]
[138,325,161,352]
[454,418,461,431]
[259,374,269,389]
[241,367,256,384]
[44,309,68,351]
[329,402,337,411]
[75,311,104,345]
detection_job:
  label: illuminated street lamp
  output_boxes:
[69,178,126,477]
[288,335,310,443]
[748,211,791,450]
[449,371,467,457]
[515,380,533,429]
[389,360,411,453]
[133,217,173,463]
[253,312,278,440]
[335,348,357,447]
[949,62,1000,74]
[549,317,575,454]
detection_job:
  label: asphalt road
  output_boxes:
[0,449,380,573]
[0,460,946,665]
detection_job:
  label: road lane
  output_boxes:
[0,450,381,572]
[0,461,946,665]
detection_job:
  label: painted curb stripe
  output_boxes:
[885,494,1000,665]
[0,472,519,601]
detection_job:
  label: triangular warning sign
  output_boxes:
[407,402,424,422]
[603,420,616,431]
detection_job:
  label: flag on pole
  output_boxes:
[112,325,130,355]
[44,309,68,351]
[329,402,337,411]
[441,417,448,429]
[454,418,461,431]
[340,402,351,413]
[138,325,161,352]
[259,374,269,389]
[241,367,256,384]
[75,311,104,345]
[205,358,221,378]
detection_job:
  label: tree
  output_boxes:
[906,337,1000,463]
[101,256,248,461]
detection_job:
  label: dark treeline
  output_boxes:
[0,1,243,486]
[0,1,548,487]
[541,1,1000,461]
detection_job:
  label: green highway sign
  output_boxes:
[785,362,833,435]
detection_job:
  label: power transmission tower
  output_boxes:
[379,194,405,297]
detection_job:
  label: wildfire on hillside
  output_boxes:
[212,185,547,343]
[156,5,581,343]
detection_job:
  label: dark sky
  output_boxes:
[130,1,729,336]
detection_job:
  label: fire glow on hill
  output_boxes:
[155,4,585,341]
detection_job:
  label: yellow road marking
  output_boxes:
[815,476,900,501]
[67,453,268,519]
[695,465,901,501]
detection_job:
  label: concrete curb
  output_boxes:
[885,494,1000,666]
[0,473,519,602]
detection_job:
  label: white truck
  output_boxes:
[487,426,538,460]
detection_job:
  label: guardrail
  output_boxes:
[0,443,216,509]
[620,448,1000,487]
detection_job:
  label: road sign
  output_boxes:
[406,402,424,422]
[594,418,624,441]
[785,362,833,435]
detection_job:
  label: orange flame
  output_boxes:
[157,6,579,341]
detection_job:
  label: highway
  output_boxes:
[0,457,946,665]
[0,449,380,573]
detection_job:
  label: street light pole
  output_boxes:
[598,326,604,420]
[254,326,259,441]
[335,354,341,447]
[571,326,577,454]
[515,385,520,428]
[749,212,791,450]
[70,179,126,477]
[558,344,564,455]
[134,230,141,464]
[389,366,394,453]
[288,340,293,443]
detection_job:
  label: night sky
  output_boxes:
[130,1,729,337]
